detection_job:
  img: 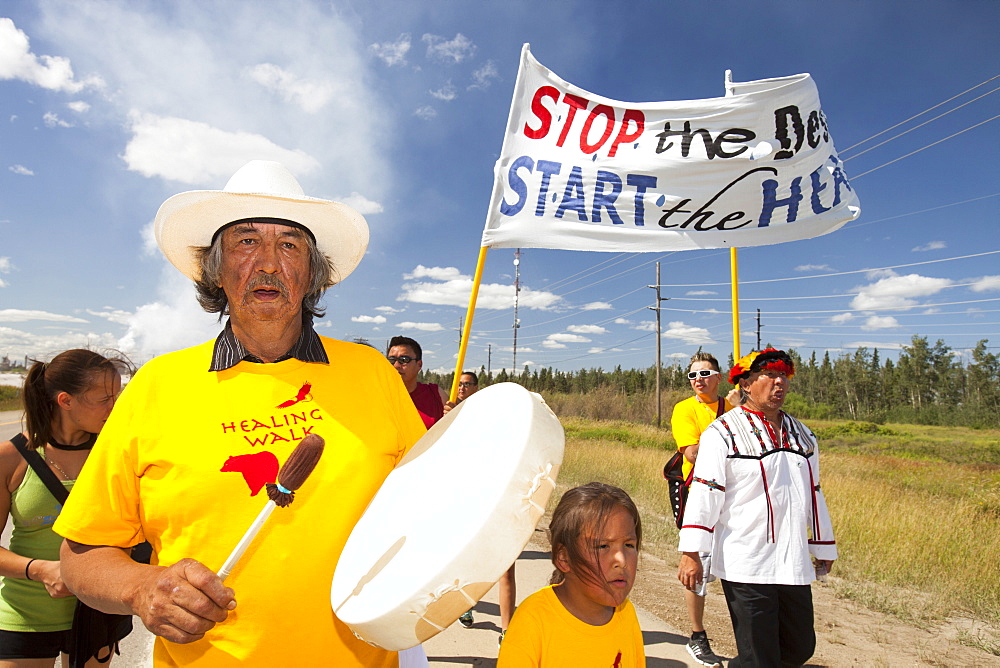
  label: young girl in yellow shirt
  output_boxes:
[498,482,645,667]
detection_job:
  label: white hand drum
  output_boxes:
[330,382,564,650]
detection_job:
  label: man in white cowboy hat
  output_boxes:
[53,161,427,666]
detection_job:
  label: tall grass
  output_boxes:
[552,415,1000,647]
[0,386,20,412]
[543,386,689,425]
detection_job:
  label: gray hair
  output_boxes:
[193,230,336,319]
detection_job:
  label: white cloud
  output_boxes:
[117,269,222,359]
[634,321,656,332]
[970,276,1000,293]
[567,325,607,335]
[548,333,590,344]
[67,100,90,113]
[829,313,853,324]
[0,309,88,323]
[369,34,411,67]
[469,60,499,90]
[399,265,561,310]
[795,264,832,272]
[414,105,437,120]
[43,111,73,128]
[375,305,402,314]
[352,314,387,324]
[395,321,444,332]
[614,317,632,325]
[86,308,133,325]
[912,240,946,252]
[405,265,465,281]
[861,315,899,331]
[32,3,385,202]
[850,271,952,311]
[429,80,457,101]
[582,302,612,310]
[685,290,717,296]
[337,192,384,215]
[8,165,33,176]
[0,325,119,360]
[661,321,713,345]
[246,63,335,114]
[779,338,806,348]
[122,111,320,185]
[422,33,476,63]
[0,17,103,93]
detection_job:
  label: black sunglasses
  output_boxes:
[387,356,418,365]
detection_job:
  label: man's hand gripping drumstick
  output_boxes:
[219,433,326,580]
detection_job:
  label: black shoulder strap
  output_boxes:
[716,397,727,418]
[10,433,70,505]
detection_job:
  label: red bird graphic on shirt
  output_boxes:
[221,451,279,496]
[277,382,312,408]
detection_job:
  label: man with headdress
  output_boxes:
[677,349,837,668]
[53,161,426,666]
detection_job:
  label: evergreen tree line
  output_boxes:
[423,335,1000,428]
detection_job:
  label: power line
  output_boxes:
[850,113,1000,180]
[657,249,1000,287]
[840,73,1000,154]
[842,85,1000,163]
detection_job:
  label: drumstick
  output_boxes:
[218,433,325,581]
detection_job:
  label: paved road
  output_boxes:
[1,408,702,666]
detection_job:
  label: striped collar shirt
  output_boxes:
[209,317,329,371]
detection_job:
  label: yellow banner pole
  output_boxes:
[449,246,490,402]
[731,247,741,361]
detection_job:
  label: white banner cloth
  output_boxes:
[481,45,860,251]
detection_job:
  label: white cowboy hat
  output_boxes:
[153,160,370,284]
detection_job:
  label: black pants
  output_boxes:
[721,580,815,668]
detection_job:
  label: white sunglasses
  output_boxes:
[688,369,720,379]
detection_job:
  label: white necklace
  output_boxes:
[43,451,72,480]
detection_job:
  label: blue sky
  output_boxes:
[1,0,998,375]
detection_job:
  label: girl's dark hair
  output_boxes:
[547,482,642,587]
[22,349,132,448]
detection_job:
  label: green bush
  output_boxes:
[815,421,899,439]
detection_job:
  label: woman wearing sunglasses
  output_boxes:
[669,352,740,667]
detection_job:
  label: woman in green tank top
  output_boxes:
[0,349,127,666]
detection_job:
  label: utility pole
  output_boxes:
[512,249,521,373]
[487,344,492,376]
[647,262,670,427]
[756,308,762,351]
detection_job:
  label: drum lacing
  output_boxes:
[522,463,555,513]
[416,580,479,631]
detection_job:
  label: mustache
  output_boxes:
[246,275,288,297]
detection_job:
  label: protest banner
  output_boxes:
[451,44,860,398]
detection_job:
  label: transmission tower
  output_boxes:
[512,249,521,372]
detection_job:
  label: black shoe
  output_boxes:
[686,635,723,667]
[459,610,474,628]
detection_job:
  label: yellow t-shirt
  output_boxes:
[54,337,426,667]
[497,585,645,668]
[670,395,732,477]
